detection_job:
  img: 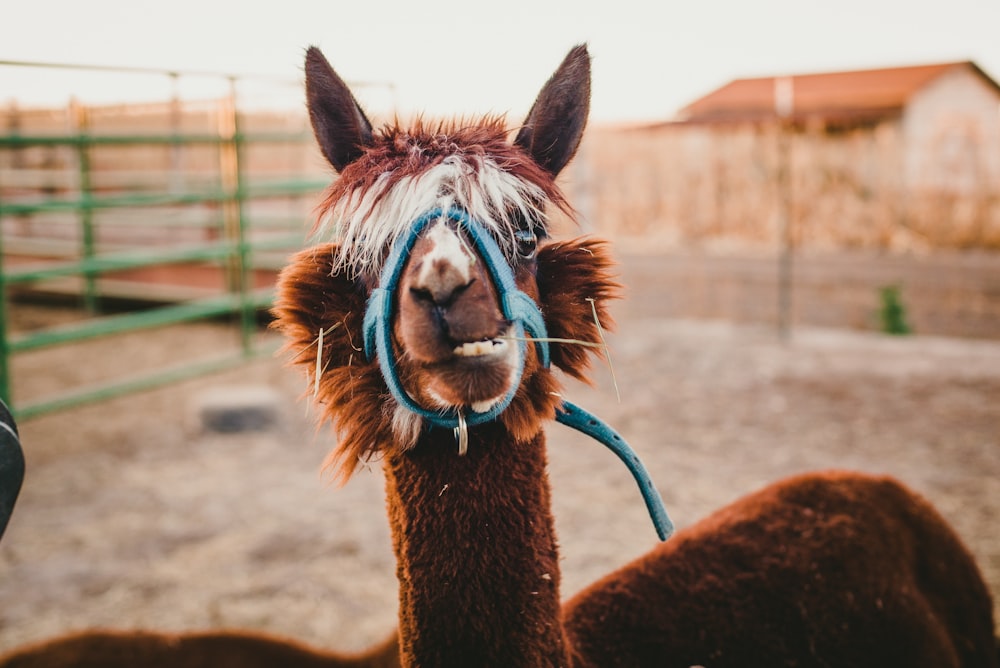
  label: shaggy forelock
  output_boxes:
[311,118,567,280]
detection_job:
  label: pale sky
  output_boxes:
[3,0,1000,123]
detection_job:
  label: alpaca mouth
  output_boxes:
[419,324,521,409]
[446,324,517,366]
[451,334,512,359]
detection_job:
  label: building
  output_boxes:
[675,61,1000,195]
[581,61,1000,250]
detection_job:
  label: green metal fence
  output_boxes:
[0,62,332,419]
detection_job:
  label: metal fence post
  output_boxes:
[776,122,794,341]
[71,98,99,314]
[774,77,795,342]
[218,78,253,355]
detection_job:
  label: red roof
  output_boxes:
[675,61,1000,126]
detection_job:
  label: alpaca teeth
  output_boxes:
[453,339,505,357]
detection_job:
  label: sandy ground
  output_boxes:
[1,252,999,655]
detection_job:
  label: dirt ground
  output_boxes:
[1,250,999,655]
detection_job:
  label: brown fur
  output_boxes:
[0,630,399,668]
[383,426,566,666]
[267,230,1000,667]
[536,237,621,381]
[270,243,394,480]
[563,471,998,667]
[315,117,570,245]
[272,224,998,667]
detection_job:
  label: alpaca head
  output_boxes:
[273,45,620,478]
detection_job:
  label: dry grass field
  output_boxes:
[1,246,998,654]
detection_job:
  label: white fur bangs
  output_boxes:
[315,155,548,279]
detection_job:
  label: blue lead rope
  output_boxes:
[556,401,674,541]
[362,207,672,541]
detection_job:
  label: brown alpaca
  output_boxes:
[269,45,998,666]
[2,45,997,668]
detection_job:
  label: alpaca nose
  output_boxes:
[410,222,476,307]
[410,263,474,309]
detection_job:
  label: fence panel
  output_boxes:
[0,61,334,419]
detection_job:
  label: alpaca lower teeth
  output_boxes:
[453,339,504,357]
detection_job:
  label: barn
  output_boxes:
[581,61,1000,250]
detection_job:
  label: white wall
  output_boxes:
[902,65,1000,194]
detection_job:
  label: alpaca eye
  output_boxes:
[514,229,538,261]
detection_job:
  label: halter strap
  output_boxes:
[361,206,673,541]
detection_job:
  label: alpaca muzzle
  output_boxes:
[363,207,549,431]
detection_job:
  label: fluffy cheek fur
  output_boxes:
[272,243,394,480]
[536,236,621,381]
[271,237,620,481]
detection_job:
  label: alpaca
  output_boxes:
[267,45,998,666]
[1,44,996,668]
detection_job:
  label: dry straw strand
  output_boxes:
[586,297,621,403]
[309,322,342,399]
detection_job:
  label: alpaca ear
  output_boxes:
[514,44,591,177]
[305,46,374,172]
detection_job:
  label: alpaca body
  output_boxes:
[282,44,997,667]
[564,470,997,668]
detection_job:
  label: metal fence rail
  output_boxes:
[0,60,332,419]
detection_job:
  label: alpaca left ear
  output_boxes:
[514,44,591,177]
[305,46,374,172]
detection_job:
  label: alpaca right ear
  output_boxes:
[305,46,374,172]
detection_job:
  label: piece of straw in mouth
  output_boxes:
[499,298,621,402]
[501,335,605,349]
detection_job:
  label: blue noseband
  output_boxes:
[362,207,548,428]
[361,206,673,541]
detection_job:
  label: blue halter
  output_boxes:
[361,207,673,541]
[363,207,548,427]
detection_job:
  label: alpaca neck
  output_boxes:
[383,422,569,667]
